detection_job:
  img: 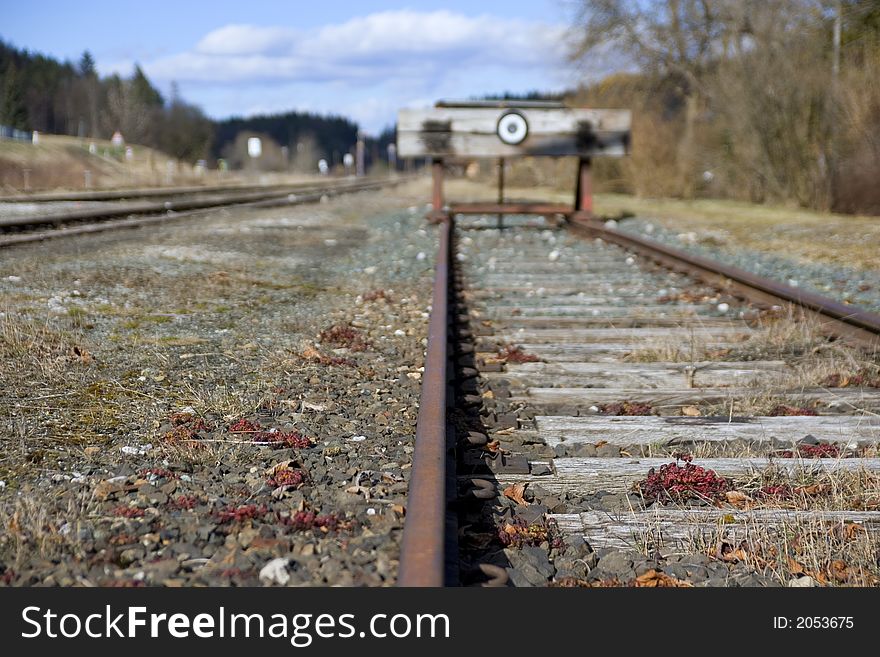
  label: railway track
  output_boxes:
[0,181,311,203]
[399,213,880,587]
[0,177,408,247]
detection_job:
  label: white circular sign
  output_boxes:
[497,112,528,145]
[343,153,354,167]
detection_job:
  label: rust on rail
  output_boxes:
[398,216,452,587]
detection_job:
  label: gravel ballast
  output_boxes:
[0,181,438,586]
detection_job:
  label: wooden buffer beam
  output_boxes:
[397,100,631,224]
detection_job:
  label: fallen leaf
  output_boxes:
[681,405,701,417]
[725,491,750,506]
[71,345,92,364]
[633,569,693,588]
[484,440,502,453]
[787,556,805,575]
[843,522,867,540]
[502,482,528,505]
[594,440,608,448]
[830,560,849,582]
[798,483,830,496]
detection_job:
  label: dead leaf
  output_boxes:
[681,405,701,417]
[502,482,528,505]
[787,556,805,575]
[830,560,849,582]
[594,440,608,448]
[725,491,750,506]
[265,460,297,476]
[484,440,502,453]
[633,569,693,588]
[798,483,830,496]
[843,522,867,540]
[93,480,123,501]
[482,390,495,400]
[71,345,92,364]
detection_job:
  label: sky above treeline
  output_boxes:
[2,0,618,134]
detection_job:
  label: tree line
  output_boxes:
[0,40,374,172]
[569,0,880,214]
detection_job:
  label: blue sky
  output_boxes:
[1,1,619,134]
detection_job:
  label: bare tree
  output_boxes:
[570,1,744,196]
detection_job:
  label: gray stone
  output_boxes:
[515,504,547,525]
[595,551,634,578]
[664,563,689,580]
[573,444,598,458]
[504,546,554,586]
[597,444,621,458]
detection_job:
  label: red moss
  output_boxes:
[319,324,371,351]
[140,467,178,479]
[821,370,880,388]
[636,459,730,503]
[759,484,793,499]
[599,401,655,416]
[768,405,818,417]
[282,510,345,533]
[230,419,313,449]
[267,467,306,488]
[310,353,356,366]
[169,412,195,426]
[111,506,145,518]
[169,495,199,510]
[253,430,313,449]
[497,345,541,363]
[162,425,196,443]
[169,413,212,432]
[777,443,841,459]
[228,418,261,433]
[216,504,269,524]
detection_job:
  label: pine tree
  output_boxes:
[0,61,28,129]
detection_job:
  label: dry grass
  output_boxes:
[594,193,880,273]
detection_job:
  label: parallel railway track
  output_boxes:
[399,213,880,587]
[0,177,409,248]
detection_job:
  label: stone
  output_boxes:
[594,551,634,578]
[573,444,598,457]
[596,444,621,458]
[788,576,817,587]
[504,546,554,586]
[259,557,291,585]
[515,504,547,525]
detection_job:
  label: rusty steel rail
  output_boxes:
[0,177,402,231]
[0,177,412,248]
[570,219,880,347]
[398,217,452,587]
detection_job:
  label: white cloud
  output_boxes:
[143,10,566,86]
[195,24,298,56]
[112,9,625,132]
